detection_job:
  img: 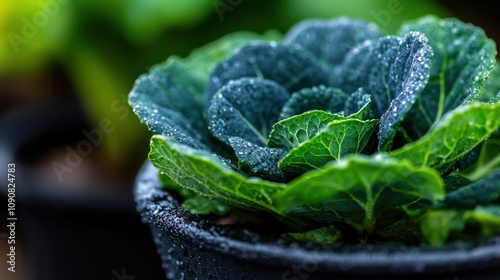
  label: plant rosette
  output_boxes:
[130,16,500,278]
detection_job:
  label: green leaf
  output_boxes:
[159,171,230,215]
[418,209,465,245]
[417,171,500,244]
[182,196,230,216]
[399,16,497,139]
[130,31,277,149]
[205,42,328,105]
[228,137,288,182]
[419,206,500,245]
[184,31,282,82]
[158,172,195,199]
[478,63,500,102]
[375,218,422,244]
[274,155,444,234]
[390,103,500,168]
[465,205,500,236]
[443,175,472,193]
[278,86,349,120]
[460,130,500,181]
[279,118,378,175]
[129,58,207,149]
[269,93,373,152]
[268,110,344,151]
[149,135,286,213]
[344,88,373,118]
[208,78,289,146]
[440,171,500,209]
[282,225,342,244]
[334,32,433,151]
[285,17,383,74]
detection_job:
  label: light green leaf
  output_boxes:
[149,135,286,213]
[418,209,465,245]
[268,110,344,151]
[274,155,444,234]
[279,119,378,175]
[391,103,500,168]
[465,205,500,236]
[460,130,500,181]
[419,206,500,245]
[159,171,230,215]
[182,196,230,216]
[282,225,342,244]
[478,63,500,102]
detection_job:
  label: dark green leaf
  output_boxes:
[129,59,207,149]
[208,78,289,146]
[375,218,422,244]
[391,103,500,168]
[285,17,383,74]
[478,64,500,102]
[228,137,288,182]
[441,171,500,209]
[334,33,433,151]
[274,155,444,234]
[344,88,372,118]
[279,86,348,120]
[184,31,282,81]
[399,16,497,139]
[443,175,472,193]
[279,118,378,175]
[205,42,328,104]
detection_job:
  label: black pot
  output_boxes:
[135,160,500,280]
[0,104,165,280]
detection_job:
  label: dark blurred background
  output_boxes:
[0,1,498,279]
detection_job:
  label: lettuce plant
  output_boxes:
[129,16,500,245]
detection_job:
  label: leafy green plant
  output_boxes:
[129,16,500,245]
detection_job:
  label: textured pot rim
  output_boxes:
[135,160,500,275]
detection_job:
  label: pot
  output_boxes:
[135,160,500,280]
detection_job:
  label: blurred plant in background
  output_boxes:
[1,0,217,176]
